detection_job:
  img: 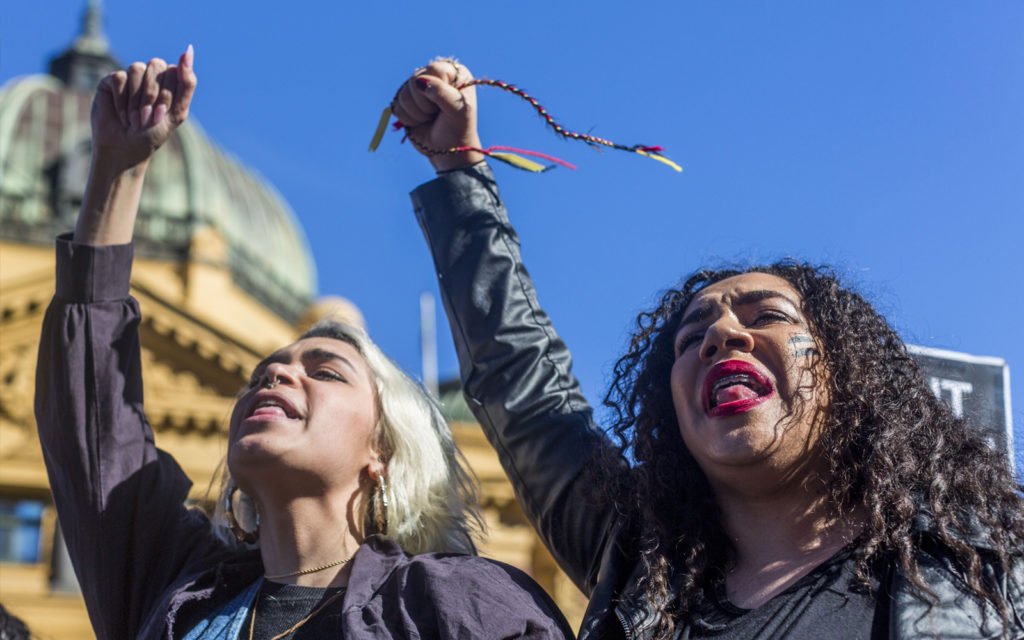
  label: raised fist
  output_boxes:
[90,46,197,172]
[391,58,485,172]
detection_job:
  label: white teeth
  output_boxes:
[253,398,296,418]
[712,373,762,395]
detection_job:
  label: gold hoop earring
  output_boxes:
[373,475,389,536]
[225,485,259,544]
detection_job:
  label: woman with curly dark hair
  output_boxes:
[395,59,1024,639]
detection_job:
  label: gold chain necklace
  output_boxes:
[248,587,346,640]
[264,553,353,580]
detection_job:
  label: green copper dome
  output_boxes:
[0,2,316,322]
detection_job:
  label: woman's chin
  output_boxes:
[687,422,784,468]
[228,434,294,466]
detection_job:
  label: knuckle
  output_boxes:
[423,61,447,76]
[148,57,166,69]
[129,62,146,74]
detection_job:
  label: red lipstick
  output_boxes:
[702,360,775,418]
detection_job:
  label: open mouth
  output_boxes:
[702,360,775,417]
[246,392,301,421]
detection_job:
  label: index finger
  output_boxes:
[98,71,129,128]
[418,59,462,86]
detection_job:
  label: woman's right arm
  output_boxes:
[34,50,219,640]
[395,62,625,595]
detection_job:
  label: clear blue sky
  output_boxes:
[5,2,1022,469]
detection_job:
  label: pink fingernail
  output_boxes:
[140,105,153,127]
[185,44,194,68]
[415,77,430,91]
[152,104,167,127]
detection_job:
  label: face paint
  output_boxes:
[789,334,819,358]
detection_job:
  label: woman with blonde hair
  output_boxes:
[35,48,573,640]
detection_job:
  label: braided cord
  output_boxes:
[369,76,681,172]
[464,79,623,151]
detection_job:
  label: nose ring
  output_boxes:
[263,377,279,390]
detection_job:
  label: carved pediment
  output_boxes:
[0,268,267,464]
[0,271,54,460]
[132,280,264,433]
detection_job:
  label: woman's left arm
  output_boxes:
[33,49,222,640]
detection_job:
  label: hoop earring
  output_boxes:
[373,475,389,536]
[225,485,259,544]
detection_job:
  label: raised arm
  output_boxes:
[34,49,221,640]
[395,61,627,594]
[76,47,196,245]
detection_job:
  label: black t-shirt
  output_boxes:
[678,546,890,639]
[244,582,346,640]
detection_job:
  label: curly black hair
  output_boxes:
[599,261,1024,638]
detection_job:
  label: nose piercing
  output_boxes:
[263,377,279,390]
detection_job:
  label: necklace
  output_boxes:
[247,586,346,640]
[264,553,353,580]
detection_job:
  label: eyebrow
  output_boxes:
[676,289,801,332]
[251,347,359,378]
[304,347,359,375]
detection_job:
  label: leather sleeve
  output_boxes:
[411,164,622,594]
[889,539,1024,638]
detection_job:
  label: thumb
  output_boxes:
[416,76,467,118]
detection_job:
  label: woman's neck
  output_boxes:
[713,475,865,608]
[255,493,363,588]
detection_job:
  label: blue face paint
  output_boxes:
[789,334,819,358]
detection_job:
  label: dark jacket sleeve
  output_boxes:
[411,164,623,595]
[34,236,225,640]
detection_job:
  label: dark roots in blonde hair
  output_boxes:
[599,261,1024,638]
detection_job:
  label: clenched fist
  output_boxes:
[90,45,197,173]
[391,59,485,173]
[75,46,197,245]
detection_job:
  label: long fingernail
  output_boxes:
[152,104,168,127]
[185,44,194,68]
[415,77,430,91]
[140,105,153,127]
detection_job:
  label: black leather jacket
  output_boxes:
[411,164,1024,639]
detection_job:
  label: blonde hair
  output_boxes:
[212,320,482,555]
